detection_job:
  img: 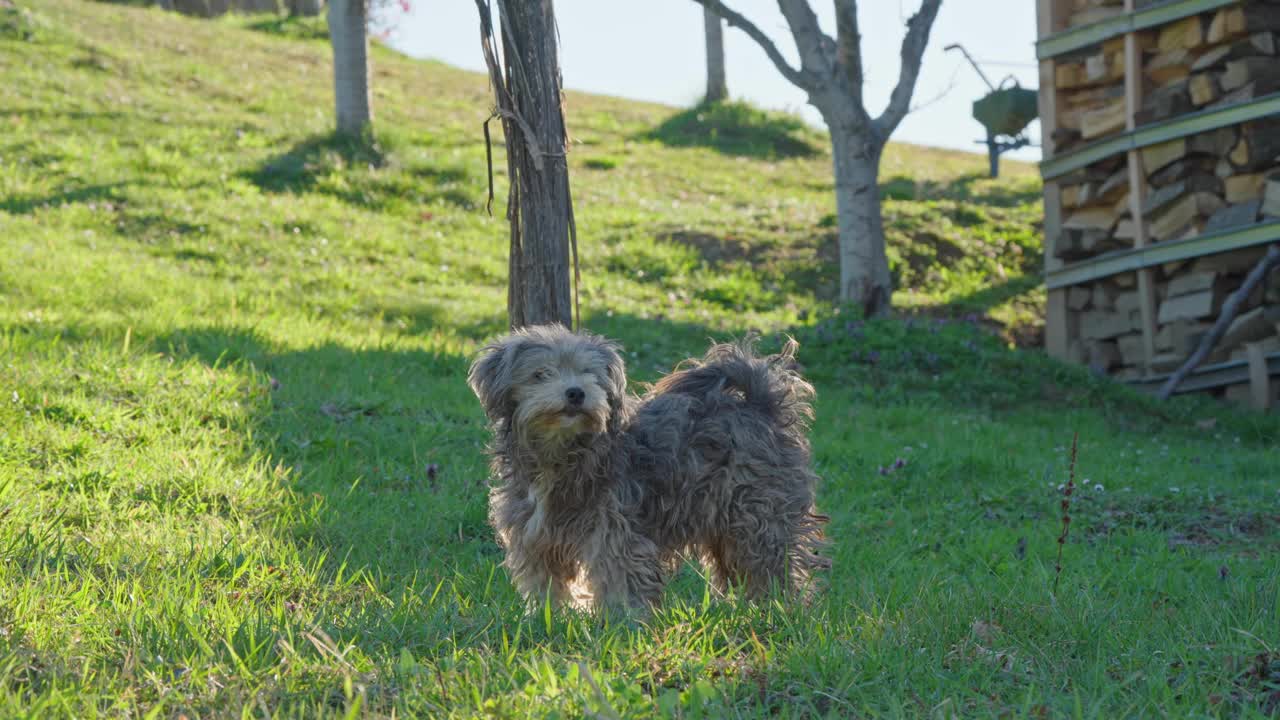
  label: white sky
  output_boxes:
[383,0,1042,160]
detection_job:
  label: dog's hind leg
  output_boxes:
[703,480,827,600]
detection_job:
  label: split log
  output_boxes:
[1141,138,1188,175]
[1220,304,1280,349]
[1157,281,1227,323]
[1167,271,1218,297]
[1225,173,1267,203]
[1148,192,1224,241]
[1193,33,1277,75]
[1081,98,1127,139]
[1157,16,1206,52]
[1146,48,1192,86]
[1150,156,1218,188]
[1143,175,1221,216]
[1156,319,1211,354]
[1137,80,1193,123]
[1263,172,1280,217]
[1203,199,1262,233]
[1229,121,1280,171]
[1189,72,1221,106]
[1212,6,1280,43]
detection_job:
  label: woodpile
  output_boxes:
[1041,0,1280,410]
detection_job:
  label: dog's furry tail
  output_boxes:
[650,336,815,429]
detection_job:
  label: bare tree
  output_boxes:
[693,0,942,317]
[704,7,728,103]
[328,0,372,135]
[476,0,577,329]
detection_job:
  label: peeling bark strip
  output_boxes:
[693,0,942,317]
[475,0,578,330]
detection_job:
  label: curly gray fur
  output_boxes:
[468,324,829,612]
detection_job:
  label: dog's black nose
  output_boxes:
[565,387,585,406]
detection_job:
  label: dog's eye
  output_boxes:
[532,369,551,382]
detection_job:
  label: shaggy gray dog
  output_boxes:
[468,324,828,612]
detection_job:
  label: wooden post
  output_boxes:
[1124,0,1159,376]
[1039,0,1073,360]
[1246,343,1273,410]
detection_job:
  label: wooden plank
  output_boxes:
[1037,0,1239,60]
[1046,219,1280,289]
[1041,92,1280,180]
[1129,352,1280,395]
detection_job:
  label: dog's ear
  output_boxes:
[593,337,628,409]
[468,333,530,422]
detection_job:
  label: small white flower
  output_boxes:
[1170,487,1181,493]
[1094,484,1104,492]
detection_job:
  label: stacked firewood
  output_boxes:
[1054,3,1280,151]
[1049,2,1280,404]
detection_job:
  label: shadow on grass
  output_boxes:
[243,132,480,211]
[139,311,729,595]
[133,308,1279,634]
[0,108,130,124]
[946,275,1042,316]
[642,101,822,160]
[881,172,1041,208]
[0,182,131,215]
[244,15,328,41]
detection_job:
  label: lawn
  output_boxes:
[1,1,1278,717]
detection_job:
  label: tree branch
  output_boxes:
[1158,244,1280,399]
[775,0,834,84]
[691,0,810,90]
[874,0,942,138]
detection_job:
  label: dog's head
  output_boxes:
[468,324,627,443]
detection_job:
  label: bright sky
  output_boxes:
[383,0,1042,160]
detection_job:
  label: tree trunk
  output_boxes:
[704,7,728,103]
[830,123,892,317]
[491,0,574,329]
[328,0,371,135]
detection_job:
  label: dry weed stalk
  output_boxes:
[1053,432,1078,596]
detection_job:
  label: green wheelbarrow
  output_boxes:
[945,44,1039,178]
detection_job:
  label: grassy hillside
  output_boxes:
[2,1,1278,717]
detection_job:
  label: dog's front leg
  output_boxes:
[491,486,576,607]
[501,537,575,608]
[582,517,666,612]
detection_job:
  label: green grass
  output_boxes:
[2,1,1279,716]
